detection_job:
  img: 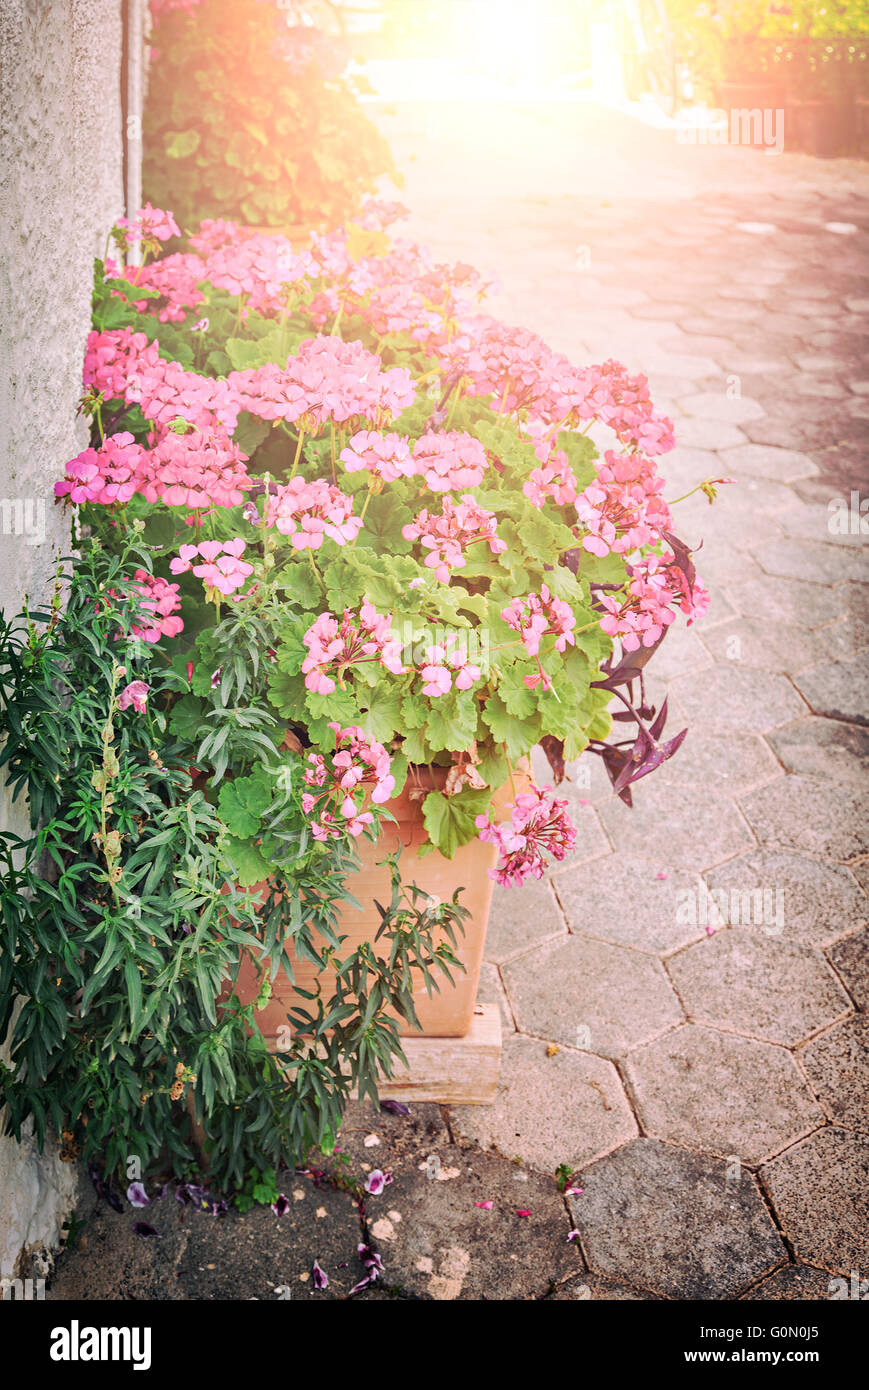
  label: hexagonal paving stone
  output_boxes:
[484,876,567,964]
[795,659,869,727]
[742,1264,840,1300]
[669,664,807,732]
[717,443,819,483]
[799,1016,869,1134]
[704,849,867,949]
[597,779,753,871]
[826,928,869,1008]
[761,1128,869,1275]
[449,1034,637,1173]
[741,774,869,860]
[700,618,827,675]
[667,929,852,1046]
[672,416,747,451]
[626,1024,824,1165]
[545,798,611,869]
[365,1150,583,1301]
[683,499,787,554]
[754,539,866,587]
[643,624,711,682]
[502,936,682,1059]
[657,730,780,797]
[726,575,845,629]
[766,716,869,786]
[678,392,766,424]
[553,854,707,955]
[568,1138,785,1299]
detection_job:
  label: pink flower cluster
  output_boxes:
[501,586,576,658]
[523,446,579,509]
[302,722,394,840]
[339,430,416,482]
[226,337,416,432]
[115,203,180,246]
[501,586,576,691]
[301,605,404,695]
[476,784,577,887]
[170,538,253,596]
[83,328,240,433]
[265,477,361,550]
[598,553,709,652]
[434,319,675,458]
[402,494,506,583]
[56,426,251,514]
[418,636,481,696]
[411,431,488,493]
[128,570,184,643]
[575,450,671,559]
[55,432,143,506]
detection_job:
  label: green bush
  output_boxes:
[143,0,398,231]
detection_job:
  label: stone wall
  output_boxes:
[0,0,145,1279]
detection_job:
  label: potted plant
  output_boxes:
[52,202,722,1049]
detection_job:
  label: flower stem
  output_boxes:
[290,429,306,479]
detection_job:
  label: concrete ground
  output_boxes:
[48,102,868,1301]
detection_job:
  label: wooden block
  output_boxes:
[363,1002,502,1106]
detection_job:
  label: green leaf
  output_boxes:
[169,694,205,742]
[272,563,323,610]
[233,412,271,457]
[481,694,539,761]
[358,688,404,744]
[267,669,308,721]
[222,835,272,889]
[217,771,273,838]
[421,788,492,858]
[557,429,597,490]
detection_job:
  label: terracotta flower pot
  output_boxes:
[231,765,529,1040]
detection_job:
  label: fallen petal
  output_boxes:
[380,1100,410,1116]
[132,1222,161,1238]
[126,1181,150,1208]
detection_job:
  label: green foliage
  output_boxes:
[143,0,398,230]
[0,544,469,1201]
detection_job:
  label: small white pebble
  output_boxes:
[299,1272,309,1283]
[415,1257,434,1274]
[292,1189,305,1202]
[315,1207,327,1219]
[388,1209,402,1223]
[371,1217,395,1241]
[363,1134,380,1148]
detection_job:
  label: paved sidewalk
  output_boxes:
[48,102,868,1301]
